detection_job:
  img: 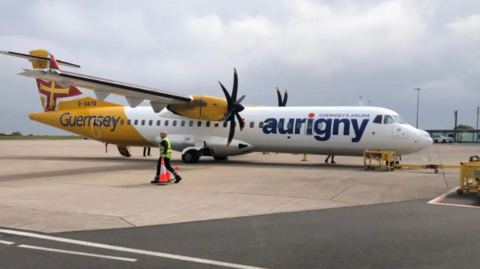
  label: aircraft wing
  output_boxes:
[18,68,193,111]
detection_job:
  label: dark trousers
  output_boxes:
[143,147,151,156]
[156,157,178,177]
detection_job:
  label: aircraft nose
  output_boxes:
[417,130,433,147]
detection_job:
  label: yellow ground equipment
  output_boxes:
[363,150,397,171]
[457,156,480,196]
[363,150,461,173]
[395,164,461,174]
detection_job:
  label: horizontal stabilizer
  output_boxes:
[0,51,81,68]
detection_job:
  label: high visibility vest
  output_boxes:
[159,137,172,158]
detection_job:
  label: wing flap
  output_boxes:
[18,68,193,106]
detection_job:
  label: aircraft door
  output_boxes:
[92,118,101,138]
[392,125,408,138]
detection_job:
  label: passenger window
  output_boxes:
[287,121,293,129]
[157,120,161,126]
[296,122,302,129]
[128,119,131,125]
[141,120,145,126]
[259,122,264,128]
[149,120,153,126]
[278,121,283,129]
[268,122,273,128]
[134,120,138,125]
[173,120,177,127]
[250,121,254,128]
[373,115,382,124]
[214,122,219,127]
[307,121,313,128]
[206,121,210,127]
[120,119,124,125]
[181,120,185,127]
[223,122,228,128]
[197,121,202,127]
[189,121,193,127]
[165,120,169,126]
[383,115,396,124]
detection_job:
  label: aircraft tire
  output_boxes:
[182,150,200,164]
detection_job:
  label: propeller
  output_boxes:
[276,87,288,107]
[218,68,246,147]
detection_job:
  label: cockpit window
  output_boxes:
[373,115,383,124]
[392,115,407,124]
[383,115,396,124]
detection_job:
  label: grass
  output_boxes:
[0,135,84,140]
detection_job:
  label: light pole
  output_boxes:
[477,106,479,129]
[414,88,420,128]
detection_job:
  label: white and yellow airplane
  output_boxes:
[1,49,433,163]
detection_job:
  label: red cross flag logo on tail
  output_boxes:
[37,80,83,111]
[28,50,83,111]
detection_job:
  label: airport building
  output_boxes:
[426,129,480,143]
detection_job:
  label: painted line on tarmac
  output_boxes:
[429,202,480,209]
[427,187,458,204]
[18,245,137,262]
[0,240,15,245]
[428,187,480,209]
[0,228,268,269]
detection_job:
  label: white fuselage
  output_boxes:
[121,105,433,157]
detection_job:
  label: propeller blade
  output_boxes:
[232,68,238,101]
[237,94,246,104]
[282,89,288,107]
[220,109,234,121]
[218,81,233,107]
[226,118,235,147]
[276,87,283,107]
[234,112,245,131]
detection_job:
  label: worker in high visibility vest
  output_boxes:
[151,131,182,183]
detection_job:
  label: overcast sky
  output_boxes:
[0,0,479,135]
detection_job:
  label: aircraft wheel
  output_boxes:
[213,156,228,161]
[182,150,200,163]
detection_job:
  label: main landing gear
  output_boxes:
[182,149,201,164]
[181,149,229,163]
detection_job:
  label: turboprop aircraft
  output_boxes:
[0,49,433,163]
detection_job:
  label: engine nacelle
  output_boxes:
[166,95,228,121]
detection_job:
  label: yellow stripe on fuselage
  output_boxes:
[29,107,151,146]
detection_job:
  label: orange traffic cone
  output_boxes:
[159,157,169,182]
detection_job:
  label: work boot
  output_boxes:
[151,176,159,183]
[174,175,182,184]
[331,161,336,164]
[325,159,328,163]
